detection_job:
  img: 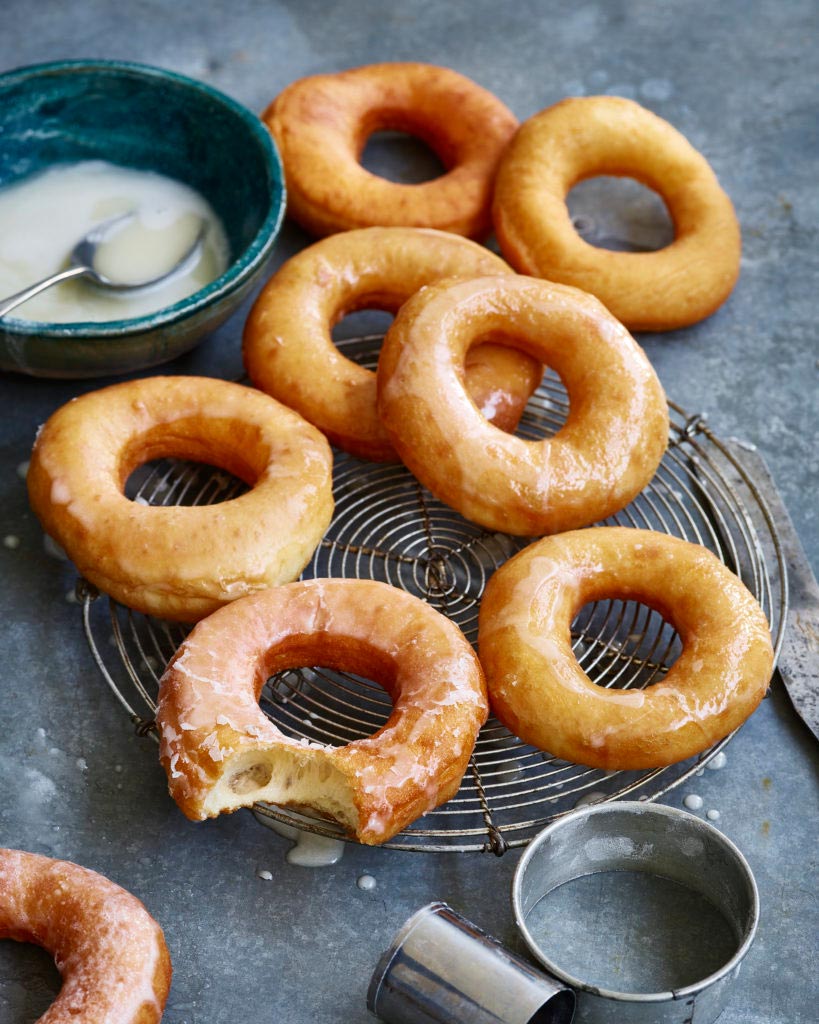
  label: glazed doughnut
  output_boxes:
[493,95,741,331]
[478,528,774,770]
[243,227,542,460]
[27,376,333,622]
[156,578,488,845]
[377,275,669,535]
[0,848,170,1023]
[264,62,518,239]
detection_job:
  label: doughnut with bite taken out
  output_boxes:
[156,578,488,845]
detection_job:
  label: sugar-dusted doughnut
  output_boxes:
[27,376,333,622]
[377,275,669,534]
[243,227,542,460]
[493,95,741,330]
[156,578,488,845]
[0,848,171,1023]
[264,62,519,239]
[478,528,774,769]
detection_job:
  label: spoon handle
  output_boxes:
[0,265,89,318]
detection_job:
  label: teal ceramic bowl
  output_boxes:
[0,59,285,378]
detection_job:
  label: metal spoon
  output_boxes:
[0,212,206,318]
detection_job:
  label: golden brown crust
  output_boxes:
[0,848,171,1023]
[377,275,669,534]
[493,95,741,331]
[27,376,334,622]
[264,62,519,239]
[478,528,774,769]
[156,578,488,845]
[243,227,542,460]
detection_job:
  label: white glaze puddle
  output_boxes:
[0,161,229,322]
[706,752,728,770]
[356,874,377,891]
[574,790,608,808]
[254,811,346,867]
[683,794,704,811]
[3,535,20,549]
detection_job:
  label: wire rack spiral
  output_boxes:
[81,335,787,853]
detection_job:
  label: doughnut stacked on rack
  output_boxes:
[27,62,772,853]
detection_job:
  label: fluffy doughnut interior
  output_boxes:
[202,746,356,829]
[174,636,397,834]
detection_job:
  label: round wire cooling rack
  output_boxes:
[80,335,788,854]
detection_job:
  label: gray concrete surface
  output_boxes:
[0,1,817,1022]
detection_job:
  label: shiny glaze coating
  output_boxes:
[0,848,171,1023]
[478,528,774,769]
[264,62,519,239]
[156,578,488,845]
[493,96,741,331]
[377,275,669,535]
[27,376,333,622]
[243,227,542,461]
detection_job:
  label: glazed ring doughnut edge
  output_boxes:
[26,376,334,622]
[264,62,519,238]
[478,527,774,770]
[0,848,171,1024]
[493,95,741,330]
[242,226,542,460]
[377,274,669,535]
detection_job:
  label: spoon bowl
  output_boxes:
[0,212,207,318]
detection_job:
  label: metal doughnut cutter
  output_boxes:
[369,803,759,1024]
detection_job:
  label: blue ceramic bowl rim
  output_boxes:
[0,58,286,338]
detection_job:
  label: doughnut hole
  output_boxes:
[567,176,675,252]
[262,666,393,750]
[331,308,395,353]
[464,328,551,437]
[572,598,682,691]
[125,458,249,506]
[360,129,447,183]
[0,941,61,1020]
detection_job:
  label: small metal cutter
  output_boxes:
[368,901,576,1024]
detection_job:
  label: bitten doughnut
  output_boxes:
[377,275,669,534]
[156,578,488,845]
[243,227,542,460]
[478,528,774,770]
[0,848,171,1023]
[493,95,741,331]
[264,62,519,239]
[27,376,333,622]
